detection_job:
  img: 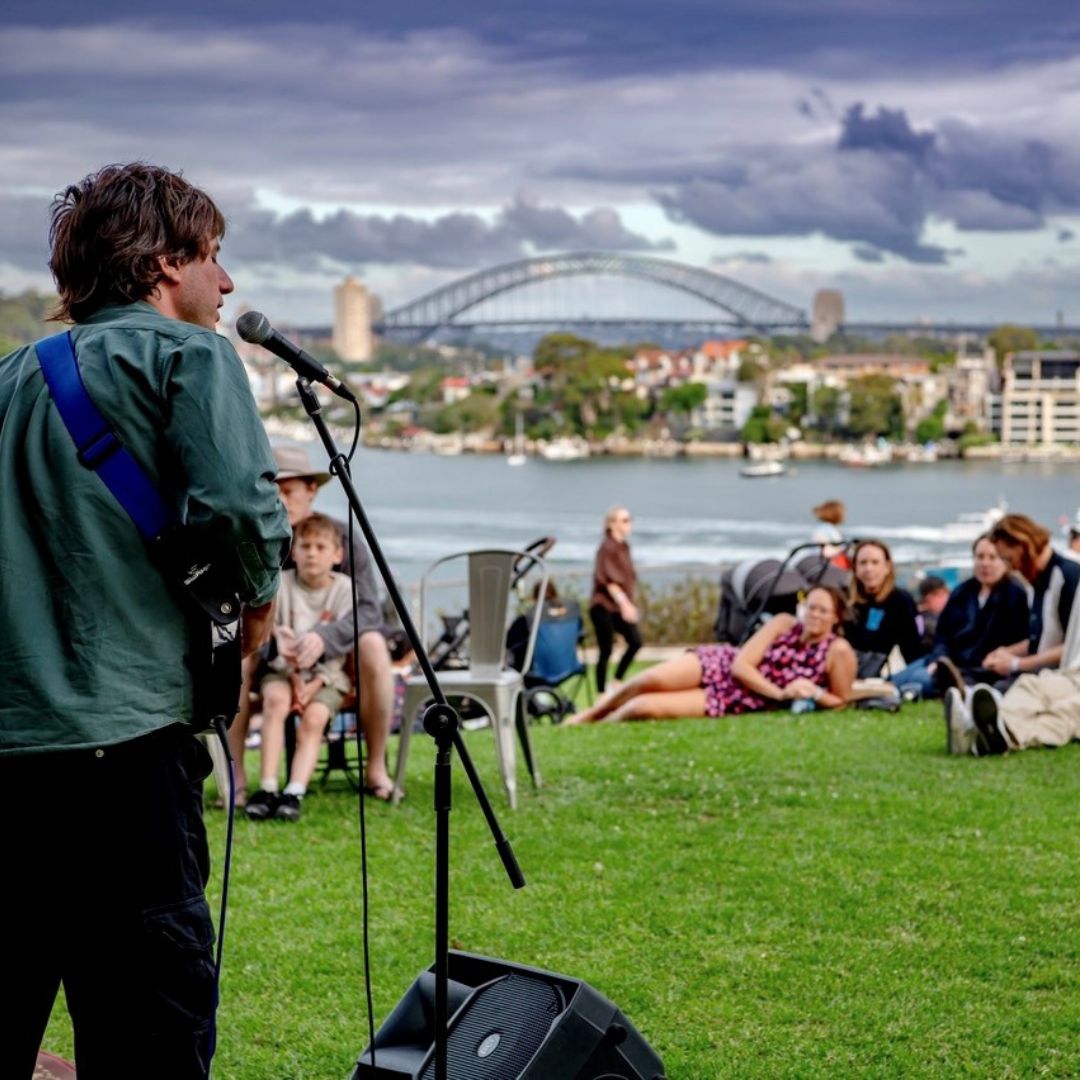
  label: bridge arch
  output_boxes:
[376,251,808,339]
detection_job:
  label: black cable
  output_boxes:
[345,398,378,1068]
[208,715,237,1079]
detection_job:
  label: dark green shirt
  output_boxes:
[0,302,291,754]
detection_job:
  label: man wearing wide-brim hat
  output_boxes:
[228,444,396,802]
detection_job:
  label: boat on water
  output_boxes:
[540,437,590,461]
[940,498,1008,543]
[904,444,938,463]
[839,442,893,468]
[431,439,464,456]
[507,412,527,466]
[739,460,788,478]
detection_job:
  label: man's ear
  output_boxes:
[157,252,184,286]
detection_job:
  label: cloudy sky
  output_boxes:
[4,1,1080,328]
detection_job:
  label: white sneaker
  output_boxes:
[971,684,1009,756]
[944,687,975,756]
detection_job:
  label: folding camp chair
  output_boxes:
[523,599,592,723]
[393,548,548,809]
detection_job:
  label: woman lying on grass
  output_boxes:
[565,585,856,724]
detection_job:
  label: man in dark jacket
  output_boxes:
[0,164,291,1078]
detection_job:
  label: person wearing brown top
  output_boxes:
[589,506,643,692]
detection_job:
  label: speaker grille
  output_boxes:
[421,973,564,1080]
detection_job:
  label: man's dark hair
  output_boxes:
[918,575,949,600]
[48,163,226,323]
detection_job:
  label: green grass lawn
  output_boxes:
[45,698,1080,1078]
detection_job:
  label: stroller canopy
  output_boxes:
[715,552,851,644]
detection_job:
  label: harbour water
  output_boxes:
[302,444,1080,586]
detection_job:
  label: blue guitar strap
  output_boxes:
[34,330,176,540]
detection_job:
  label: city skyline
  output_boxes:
[3,2,1080,327]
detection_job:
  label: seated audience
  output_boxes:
[565,585,855,724]
[890,536,1029,698]
[845,539,924,676]
[981,514,1080,688]
[1063,511,1080,562]
[915,575,951,651]
[946,586,1080,756]
[230,445,395,803]
[246,514,355,822]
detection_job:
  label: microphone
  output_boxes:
[236,310,357,403]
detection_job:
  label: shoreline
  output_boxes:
[360,433,1080,464]
[261,415,1080,464]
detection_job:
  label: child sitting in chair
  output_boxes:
[246,513,354,822]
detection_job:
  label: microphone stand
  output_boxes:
[292,378,525,1080]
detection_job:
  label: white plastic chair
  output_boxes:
[392,548,548,809]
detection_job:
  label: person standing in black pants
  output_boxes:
[0,164,290,1079]
[589,506,643,692]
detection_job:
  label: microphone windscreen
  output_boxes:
[236,310,272,345]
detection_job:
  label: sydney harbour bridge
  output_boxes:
[360,251,1077,344]
[374,251,811,342]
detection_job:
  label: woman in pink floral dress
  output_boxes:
[566,586,855,724]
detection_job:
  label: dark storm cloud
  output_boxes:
[224,195,670,271]
[5,0,1079,77]
[635,105,1080,264]
[838,104,935,161]
[497,196,673,252]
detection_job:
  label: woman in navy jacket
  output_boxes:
[891,535,1030,698]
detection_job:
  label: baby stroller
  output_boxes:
[714,541,853,645]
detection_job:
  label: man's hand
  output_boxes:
[275,625,298,663]
[982,648,1014,676]
[294,675,324,708]
[295,631,327,670]
[241,600,276,657]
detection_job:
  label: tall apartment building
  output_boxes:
[333,276,373,362]
[988,351,1080,445]
[948,343,998,428]
[811,289,845,343]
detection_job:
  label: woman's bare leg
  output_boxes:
[566,653,703,724]
[606,688,708,722]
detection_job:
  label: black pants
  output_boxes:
[2,727,217,1080]
[590,603,643,693]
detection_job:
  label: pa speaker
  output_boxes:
[353,950,665,1079]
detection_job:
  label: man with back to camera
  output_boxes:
[0,164,291,1077]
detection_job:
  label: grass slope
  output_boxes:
[45,703,1080,1078]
